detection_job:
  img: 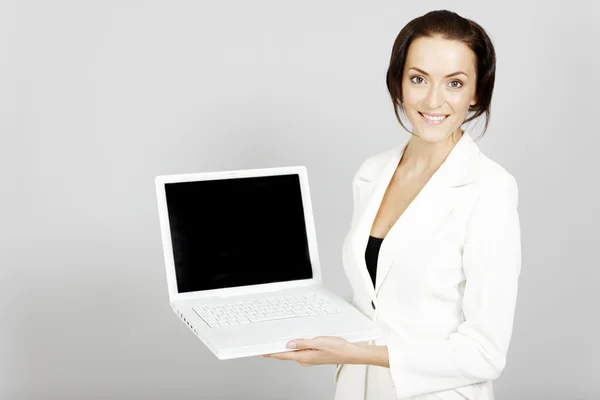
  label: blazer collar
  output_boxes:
[356,130,480,188]
[350,130,481,300]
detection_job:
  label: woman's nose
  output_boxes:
[425,86,445,108]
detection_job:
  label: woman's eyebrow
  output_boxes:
[408,67,468,78]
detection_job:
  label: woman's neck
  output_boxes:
[399,128,463,178]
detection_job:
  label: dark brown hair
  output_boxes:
[386,9,496,137]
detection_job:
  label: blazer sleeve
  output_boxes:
[386,175,522,398]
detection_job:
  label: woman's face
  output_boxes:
[401,36,478,142]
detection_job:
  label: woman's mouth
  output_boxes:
[419,112,449,125]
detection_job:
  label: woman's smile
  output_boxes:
[418,111,450,125]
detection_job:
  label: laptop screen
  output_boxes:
[165,173,313,293]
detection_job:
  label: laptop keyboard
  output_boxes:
[192,292,341,328]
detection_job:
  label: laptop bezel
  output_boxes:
[155,166,323,302]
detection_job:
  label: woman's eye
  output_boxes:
[410,76,463,88]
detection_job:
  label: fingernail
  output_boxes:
[287,342,296,348]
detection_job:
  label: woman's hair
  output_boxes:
[386,9,496,137]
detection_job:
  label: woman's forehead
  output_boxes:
[405,37,477,76]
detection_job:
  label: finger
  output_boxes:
[296,353,314,366]
[265,351,300,361]
[293,336,332,350]
[263,350,293,358]
[290,339,318,350]
[266,354,287,360]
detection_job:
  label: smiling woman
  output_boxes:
[396,37,479,143]
[337,9,518,400]
[265,9,520,400]
[386,10,496,143]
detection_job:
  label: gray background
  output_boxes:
[2,1,598,399]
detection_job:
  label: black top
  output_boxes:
[365,235,384,288]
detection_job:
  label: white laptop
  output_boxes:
[155,166,382,360]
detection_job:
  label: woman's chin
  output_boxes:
[411,130,451,143]
[409,124,462,143]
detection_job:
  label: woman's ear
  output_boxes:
[470,94,478,107]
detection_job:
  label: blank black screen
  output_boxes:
[165,174,313,293]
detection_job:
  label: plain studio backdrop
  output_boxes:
[1,1,598,399]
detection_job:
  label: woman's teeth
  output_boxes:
[419,112,449,124]
[422,113,447,121]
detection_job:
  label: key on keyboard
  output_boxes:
[192,292,341,328]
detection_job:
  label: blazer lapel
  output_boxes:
[349,131,481,301]
[348,146,403,300]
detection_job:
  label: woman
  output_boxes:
[264,9,521,400]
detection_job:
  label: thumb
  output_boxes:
[287,337,320,350]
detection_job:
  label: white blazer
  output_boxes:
[333,131,521,400]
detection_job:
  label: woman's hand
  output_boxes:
[262,336,356,367]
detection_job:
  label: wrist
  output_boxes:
[344,342,389,368]
[344,342,369,365]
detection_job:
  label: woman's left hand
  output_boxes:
[262,336,356,367]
